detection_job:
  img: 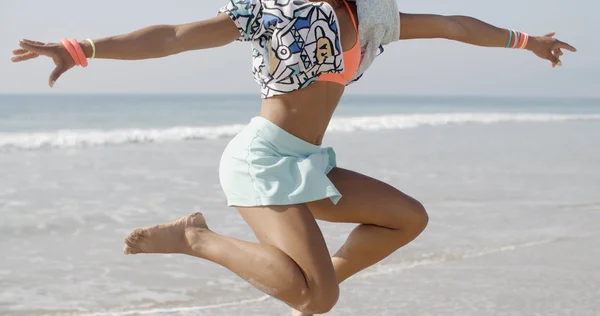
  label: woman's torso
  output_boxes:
[259,1,359,145]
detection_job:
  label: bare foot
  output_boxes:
[123,212,209,255]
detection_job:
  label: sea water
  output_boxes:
[1,94,599,315]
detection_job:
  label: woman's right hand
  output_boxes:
[11,39,76,88]
[525,33,577,68]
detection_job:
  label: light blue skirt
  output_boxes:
[219,117,341,207]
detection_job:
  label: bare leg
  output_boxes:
[124,204,339,315]
[291,168,429,315]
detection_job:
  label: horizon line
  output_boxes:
[0,92,598,101]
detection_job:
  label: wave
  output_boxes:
[2,113,599,151]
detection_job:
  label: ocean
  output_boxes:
[1,94,599,316]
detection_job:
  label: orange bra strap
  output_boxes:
[342,0,358,31]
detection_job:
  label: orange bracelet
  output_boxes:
[517,33,526,49]
[520,33,529,49]
[69,38,88,67]
[60,38,81,66]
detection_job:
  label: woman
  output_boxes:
[11,0,575,314]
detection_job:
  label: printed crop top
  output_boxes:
[218,0,372,99]
[316,0,361,85]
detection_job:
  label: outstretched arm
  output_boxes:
[398,13,577,67]
[11,14,240,86]
[81,15,240,60]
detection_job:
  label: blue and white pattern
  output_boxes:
[219,0,347,98]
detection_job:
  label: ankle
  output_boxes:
[184,226,213,257]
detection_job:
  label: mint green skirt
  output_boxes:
[219,117,341,207]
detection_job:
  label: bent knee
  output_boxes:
[409,199,429,231]
[298,283,340,314]
[391,197,429,234]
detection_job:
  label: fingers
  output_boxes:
[21,39,47,46]
[552,48,562,68]
[545,32,577,52]
[11,48,39,62]
[555,40,577,52]
[553,48,563,57]
[49,64,68,88]
[10,51,39,62]
[18,40,52,57]
[548,55,560,68]
[11,40,47,62]
[542,49,561,68]
[12,48,29,55]
[550,38,576,68]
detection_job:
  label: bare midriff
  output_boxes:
[259,0,359,146]
[259,83,345,145]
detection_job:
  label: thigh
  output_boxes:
[307,167,428,230]
[237,204,336,284]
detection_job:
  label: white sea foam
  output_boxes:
[77,295,271,316]
[2,113,599,151]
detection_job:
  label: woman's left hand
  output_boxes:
[527,32,577,68]
[11,39,77,88]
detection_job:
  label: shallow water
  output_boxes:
[1,95,599,315]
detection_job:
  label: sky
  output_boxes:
[0,0,598,97]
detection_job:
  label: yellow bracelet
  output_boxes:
[85,38,96,59]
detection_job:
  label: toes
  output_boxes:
[133,228,150,238]
[123,246,143,255]
[124,237,137,249]
[123,228,148,254]
[124,228,149,247]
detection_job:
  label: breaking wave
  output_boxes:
[2,113,599,151]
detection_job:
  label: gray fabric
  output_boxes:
[350,0,400,82]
